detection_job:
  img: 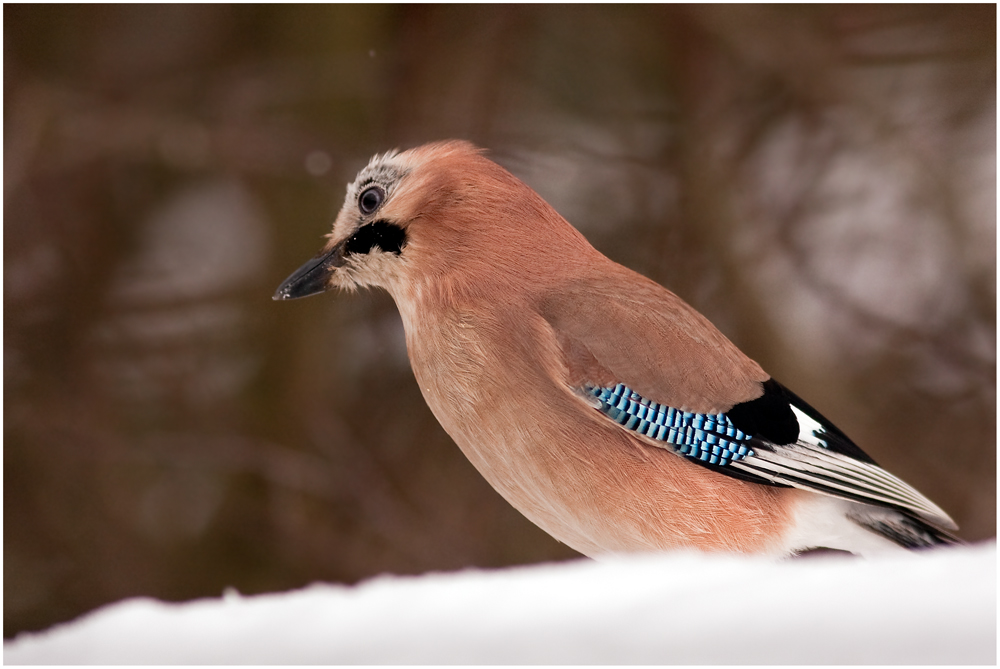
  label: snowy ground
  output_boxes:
[5,542,995,664]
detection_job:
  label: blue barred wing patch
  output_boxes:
[587,384,754,466]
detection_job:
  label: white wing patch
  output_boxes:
[790,405,828,448]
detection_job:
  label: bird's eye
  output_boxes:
[358,186,385,215]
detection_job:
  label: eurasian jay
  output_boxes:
[275,140,959,558]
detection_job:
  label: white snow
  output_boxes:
[5,542,995,665]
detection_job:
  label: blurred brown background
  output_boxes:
[4,5,995,638]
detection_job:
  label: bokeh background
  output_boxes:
[5,5,995,638]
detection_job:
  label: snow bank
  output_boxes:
[5,542,995,664]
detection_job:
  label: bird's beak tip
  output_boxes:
[272,244,343,302]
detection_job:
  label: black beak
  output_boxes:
[273,243,345,301]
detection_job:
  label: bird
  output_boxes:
[274,140,959,559]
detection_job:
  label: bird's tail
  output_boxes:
[848,505,963,550]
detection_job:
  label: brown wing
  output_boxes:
[538,264,769,415]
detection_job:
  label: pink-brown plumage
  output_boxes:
[275,140,959,558]
[404,291,794,556]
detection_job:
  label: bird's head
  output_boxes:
[273,140,594,304]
